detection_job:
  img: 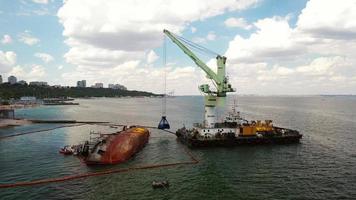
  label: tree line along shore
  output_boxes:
[0,83,161,100]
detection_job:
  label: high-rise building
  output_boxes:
[8,75,17,84]
[108,83,127,90]
[0,75,2,84]
[92,83,104,88]
[76,80,86,88]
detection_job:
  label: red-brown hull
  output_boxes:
[84,127,149,165]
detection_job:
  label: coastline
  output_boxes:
[0,119,32,128]
[0,104,39,110]
[0,105,37,128]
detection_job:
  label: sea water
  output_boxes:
[0,96,355,200]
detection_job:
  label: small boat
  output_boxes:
[59,146,74,155]
[152,180,170,189]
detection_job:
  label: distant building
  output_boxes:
[8,76,17,84]
[77,80,86,88]
[52,85,62,88]
[108,83,127,90]
[18,80,27,85]
[20,96,36,101]
[29,81,48,86]
[19,96,37,104]
[0,75,2,84]
[92,83,104,88]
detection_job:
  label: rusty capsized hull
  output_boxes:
[84,127,150,165]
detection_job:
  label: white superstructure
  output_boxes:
[195,99,243,138]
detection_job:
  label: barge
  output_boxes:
[175,103,302,148]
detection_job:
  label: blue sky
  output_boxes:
[0,0,355,95]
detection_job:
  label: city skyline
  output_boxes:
[0,74,126,89]
[0,0,356,95]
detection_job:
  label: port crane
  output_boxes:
[163,29,235,128]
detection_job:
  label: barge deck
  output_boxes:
[176,126,302,148]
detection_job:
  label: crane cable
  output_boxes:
[163,34,167,116]
[157,35,170,129]
[171,32,219,57]
[174,33,217,55]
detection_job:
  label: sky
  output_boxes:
[0,0,356,95]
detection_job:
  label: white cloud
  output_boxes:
[58,65,63,70]
[224,0,356,94]
[58,0,258,52]
[226,56,355,94]
[35,52,54,63]
[193,31,217,43]
[8,65,46,81]
[1,34,12,44]
[224,17,252,29]
[32,8,50,16]
[295,56,351,76]
[226,16,302,63]
[62,60,205,94]
[0,51,16,73]
[297,0,356,39]
[192,37,206,44]
[55,0,356,95]
[63,44,145,68]
[206,31,216,41]
[57,0,259,93]
[146,50,159,64]
[32,0,48,4]
[18,31,40,46]
[191,27,197,33]
[57,0,258,66]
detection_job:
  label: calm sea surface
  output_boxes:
[0,96,355,200]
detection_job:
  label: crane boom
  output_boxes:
[163,29,234,97]
[163,29,218,81]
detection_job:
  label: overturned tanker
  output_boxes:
[77,127,150,165]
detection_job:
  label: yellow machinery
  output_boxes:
[240,120,273,136]
[255,120,273,132]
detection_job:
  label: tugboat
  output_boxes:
[163,29,302,147]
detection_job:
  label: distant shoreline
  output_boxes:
[0,119,31,128]
[0,83,161,100]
